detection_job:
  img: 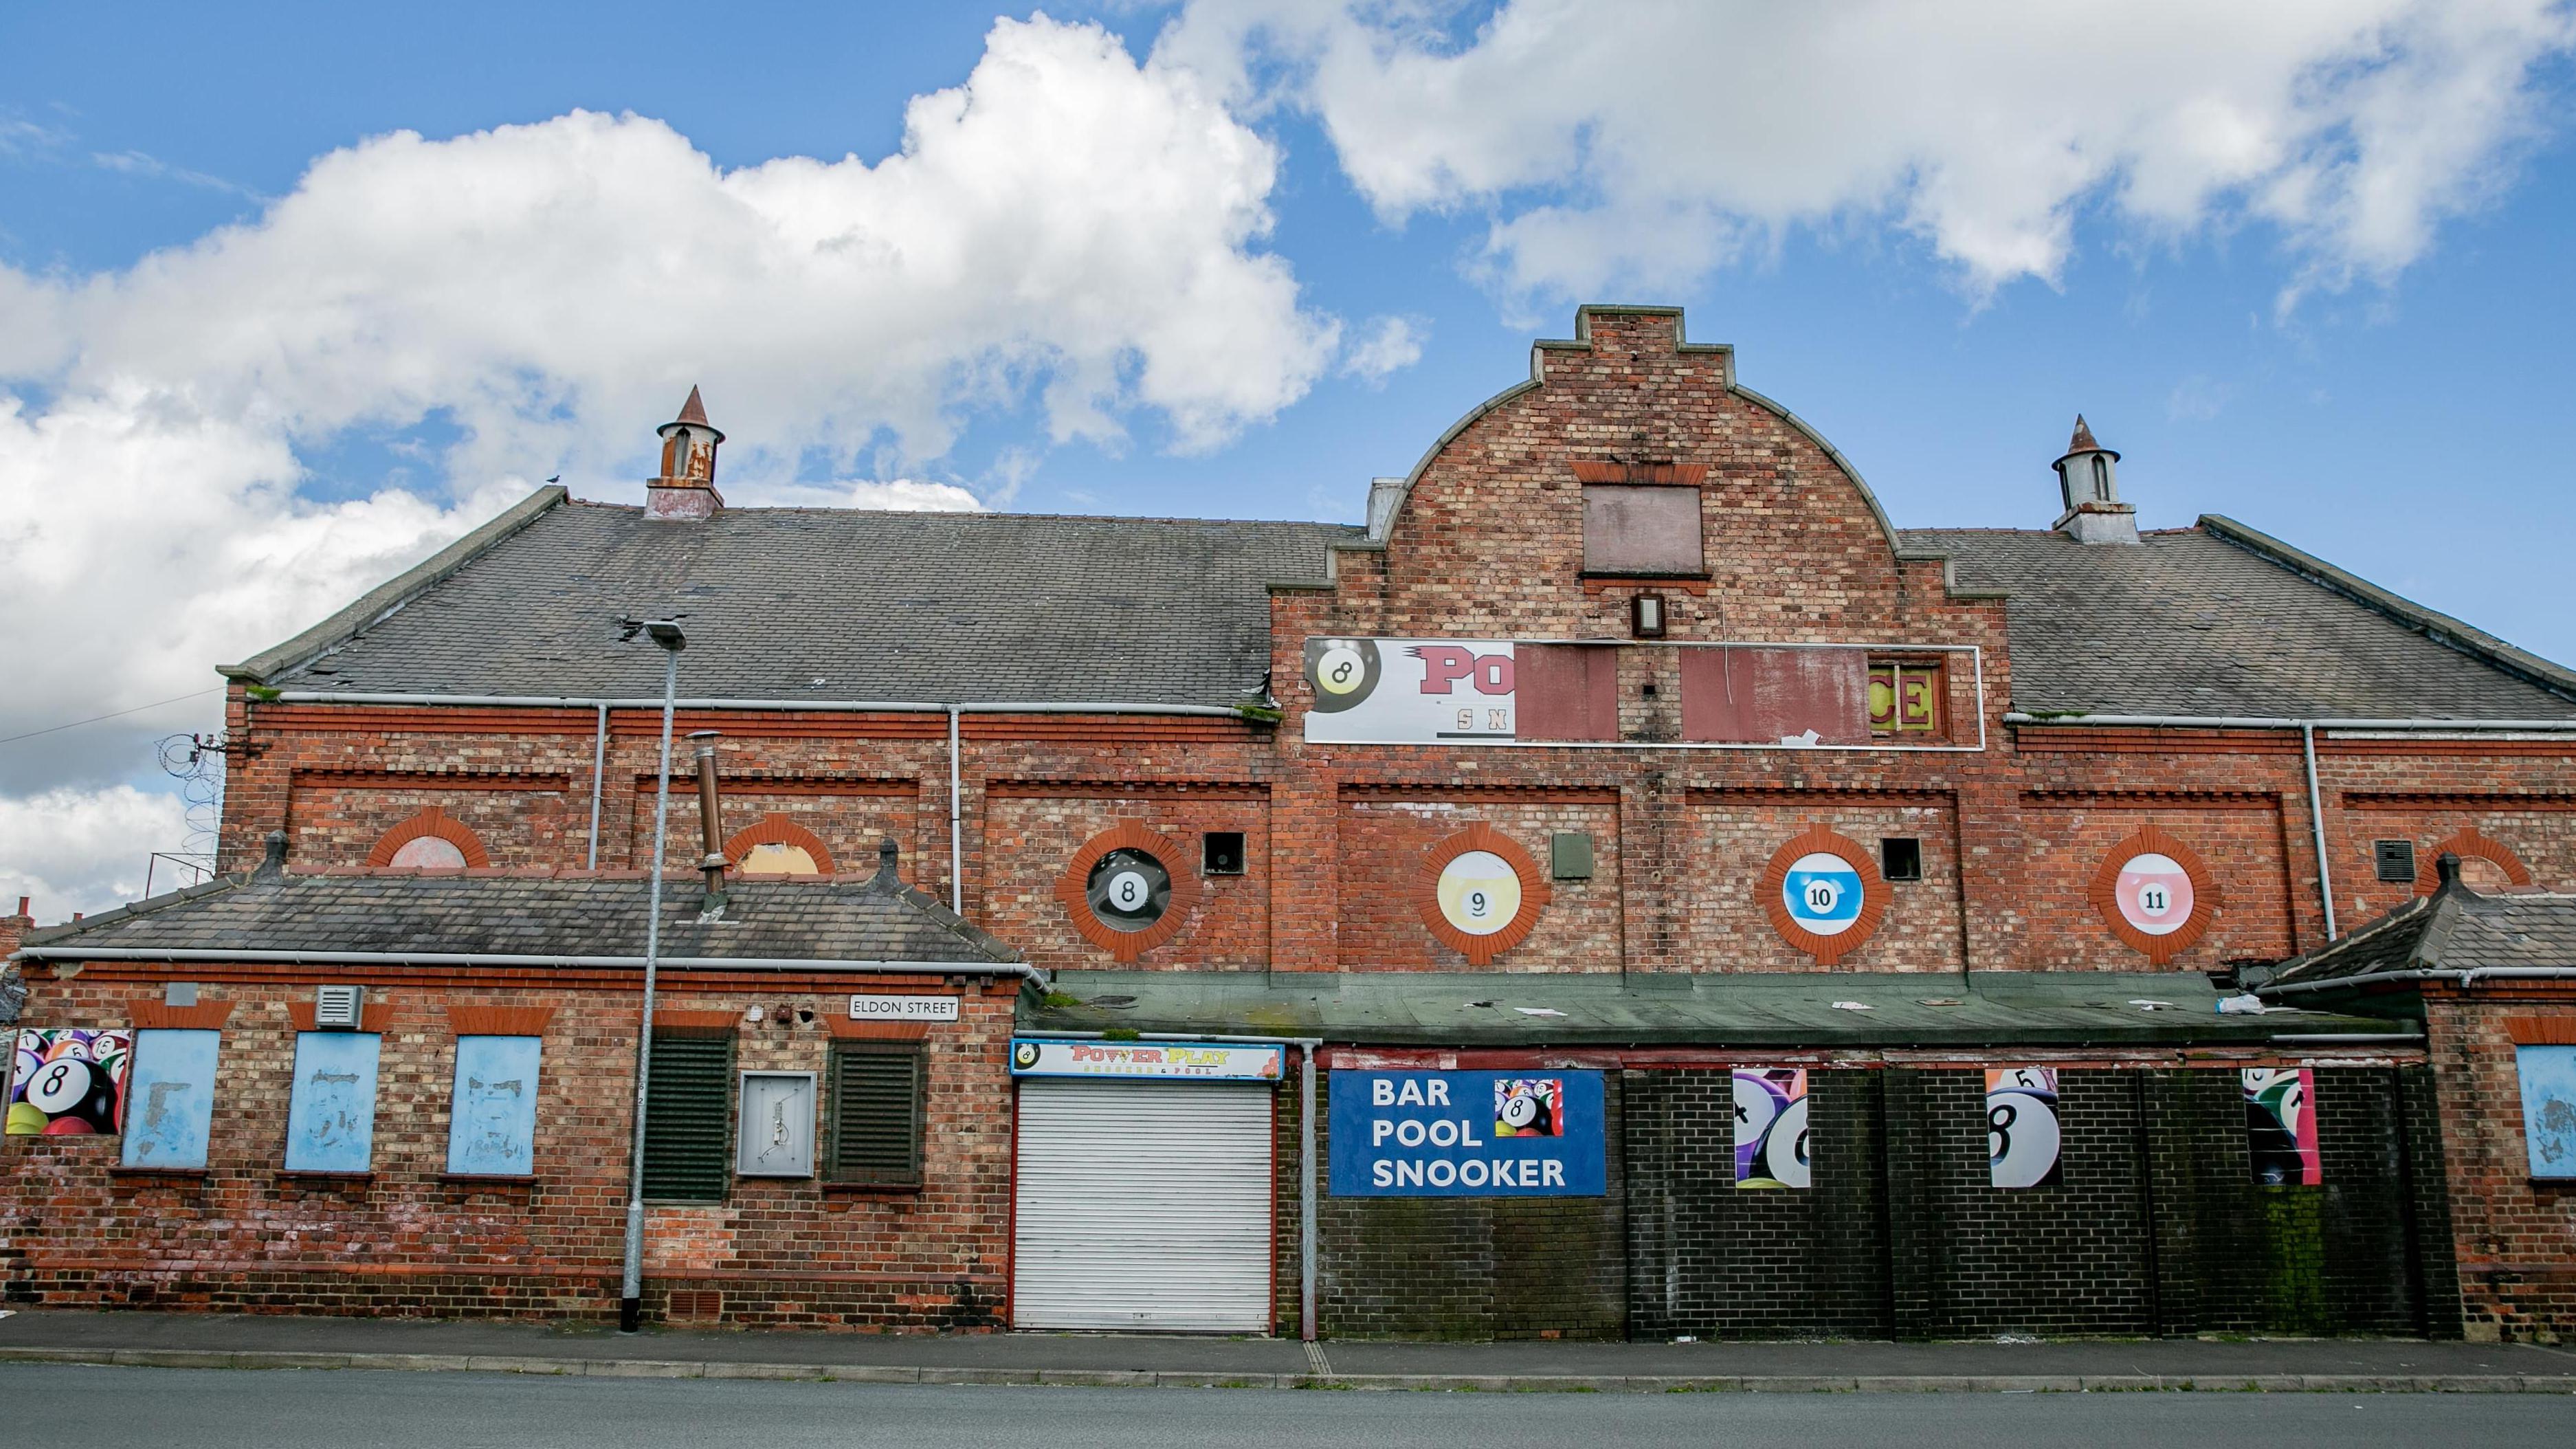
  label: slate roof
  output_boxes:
[238,490,1358,709]
[2250,878,2576,995]
[1902,520,2576,720]
[230,483,2574,722]
[1025,969,2398,1048]
[11,851,1020,966]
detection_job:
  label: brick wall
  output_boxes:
[0,964,1017,1328]
[979,787,1272,971]
[1335,793,1619,971]
[2425,993,2576,1342]
[1313,1068,1626,1338]
[1625,1069,1890,1338]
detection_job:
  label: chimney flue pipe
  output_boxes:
[689,730,727,906]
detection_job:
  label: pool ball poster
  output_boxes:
[9,1028,130,1136]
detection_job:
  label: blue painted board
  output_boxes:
[120,1029,219,1169]
[447,1035,542,1176]
[2519,1046,2576,1179]
[284,1032,380,1173]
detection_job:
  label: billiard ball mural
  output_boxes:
[1759,826,1889,965]
[1492,1078,1564,1137]
[2088,826,2220,964]
[1986,1067,2063,1188]
[1414,825,1551,966]
[2243,1068,2321,1186]
[1302,637,1383,713]
[1085,847,1172,932]
[1055,822,1203,962]
[1733,1068,1810,1189]
[8,1028,129,1136]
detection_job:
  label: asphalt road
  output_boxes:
[1,1364,2569,1448]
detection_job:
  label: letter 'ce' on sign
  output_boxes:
[1328,1070,1607,1197]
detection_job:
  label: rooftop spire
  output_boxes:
[674,385,711,429]
[2068,414,2099,454]
[647,386,725,520]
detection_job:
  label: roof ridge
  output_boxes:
[224,485,570,685]
[2200,513,2576,705]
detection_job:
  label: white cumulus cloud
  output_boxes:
[1162,0,2576,302]
[1340,314,1427,384]
[0,14,1340,920]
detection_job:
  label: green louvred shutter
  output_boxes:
[830,1046,924,1185]
[642,1034,733,1203]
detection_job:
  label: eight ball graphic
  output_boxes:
[1084,848,1173,933]
[1302,638,1381,713]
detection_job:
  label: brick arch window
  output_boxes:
[725,815,833,876]
[2419,828,2531,894]
[366,807,489,870]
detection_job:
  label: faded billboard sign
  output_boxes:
[447,1035,542,1176]
[1304,637,1929,748]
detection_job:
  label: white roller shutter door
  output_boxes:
[1012,1079,1274,1332]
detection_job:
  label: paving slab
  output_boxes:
[1,1309,2571,1393]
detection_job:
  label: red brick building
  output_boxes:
[7,305,2573,1340]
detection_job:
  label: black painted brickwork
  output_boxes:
[1314,1069,1625,1339]
[1901,1070,2159,1337]
[1625,1069,1889,1338]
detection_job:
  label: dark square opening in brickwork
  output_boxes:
[1202,831,1247,876]
[1880,837,1922,882]
[2373,839,2417,883]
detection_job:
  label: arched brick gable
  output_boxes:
[366,807,489,870]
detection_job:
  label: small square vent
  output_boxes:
[313,984,366,1030]
[2373,840,2417,884]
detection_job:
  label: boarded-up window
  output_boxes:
[447,1035,542,1176]
[1678,646,1870,745]
[284,1032,380,1173]
[1515,643,1619,742]
[1582,485,1704,575]
[830,1044,926,1186]
[1867,659,1944,735]
[643,1033,733,1202]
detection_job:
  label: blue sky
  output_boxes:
[4,1,2574,916]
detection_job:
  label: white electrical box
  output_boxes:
[735,1071,817,1177]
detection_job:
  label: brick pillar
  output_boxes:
[1881,1068,1933,1338]
[2395,1062,2465,1339]
[2137,1069,2203,1336]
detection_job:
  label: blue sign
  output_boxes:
[1781,850,1863,933]
[1329,1070,1606,1197]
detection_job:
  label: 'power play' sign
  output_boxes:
[1328,1070,1607,1197]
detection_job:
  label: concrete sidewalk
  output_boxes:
[1,1310,2571,1393]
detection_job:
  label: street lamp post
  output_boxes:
[617,618,686,1333]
